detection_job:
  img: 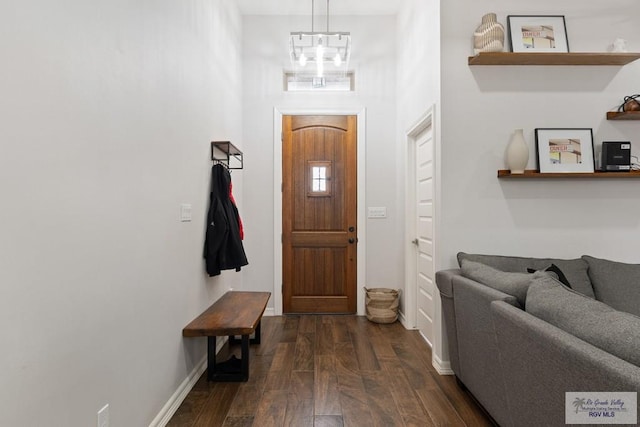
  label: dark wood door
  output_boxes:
[282,115,357,313]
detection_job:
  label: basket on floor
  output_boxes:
[364,287,399,324]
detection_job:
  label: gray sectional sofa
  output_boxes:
[436,253,640,427]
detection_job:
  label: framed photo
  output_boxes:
[535,128,594,173]
[507,15,569,53]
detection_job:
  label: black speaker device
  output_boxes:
[601,141,631,171]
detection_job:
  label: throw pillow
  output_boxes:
[457,252,594,298]
[526,264,572,289]
[526,275,640,367]
[582,255,640,317]
[460,259,550,307]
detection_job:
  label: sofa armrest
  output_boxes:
[491,300,640,427]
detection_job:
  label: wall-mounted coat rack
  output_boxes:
[211,141,243,170]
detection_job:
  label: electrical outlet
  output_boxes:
[97,404,109,427]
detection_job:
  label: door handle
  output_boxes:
[412,238,419,246]
[348,238,356,244]
[348,226,355,232]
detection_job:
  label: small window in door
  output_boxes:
[308,161,332,197]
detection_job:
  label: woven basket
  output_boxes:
[364,287,399,324]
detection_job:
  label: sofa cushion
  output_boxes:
[460,259,549,307]
[526,275,640,367]
[526,264,571,289]
[457,252,594,298]
[582,255,640,317]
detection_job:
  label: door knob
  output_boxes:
[348,226,355,232]
[348,238,356,244]
[412,238,419,246]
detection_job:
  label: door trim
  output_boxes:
[404,107,435,331]
[273,107,367,316]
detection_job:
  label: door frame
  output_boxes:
[404,106,436,331]
[273,107,367,316]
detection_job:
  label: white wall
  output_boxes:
[0,0,243,425]
[241,15,399,311]
[396,0,441,322]
[439,0,640,268]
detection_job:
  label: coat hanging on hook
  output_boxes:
[203,164,248,276]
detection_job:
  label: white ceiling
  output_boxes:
[236,0,401,16]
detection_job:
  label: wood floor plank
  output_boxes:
[346,318,380,371]
[316,318,335,355]
[284,395,314,427]
[293,332,315,371]
[192,382,240,427]
[415,387,467,427]
[337,381,375,427]
[264,342,296,391]
[252,390,289,427]
[225,385,262,417]
[169,316,493,427]
[289,370,314,400]
[361,370,405,427]
[299,314,317,333]
[166,390,209,427]
[330,316,351,343]
[314,415,344,427]
[379,357,435,427]
[221,416,254,427]
[314,354,342,416]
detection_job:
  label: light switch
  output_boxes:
[367,207,387,219]
[180,204,192,222]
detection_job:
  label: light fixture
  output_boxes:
[289,0,351,82]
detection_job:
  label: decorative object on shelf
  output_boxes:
[289,0,350,87]
[610,38,628,53]
[601,141,631,172]
[535,128,595,173]
[507,15,569,53]
[473,13,505,54]
[506,128,529,174]
[618,94,640,112]
[211,141,244,170]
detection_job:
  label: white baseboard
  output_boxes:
[149,337,228,427]
[264,307,275,317]
[432,354,454,375]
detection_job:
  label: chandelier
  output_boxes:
[289,0,351,84]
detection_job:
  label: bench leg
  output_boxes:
[240,334,249,381]
[206,334,250,382]
[207,336,217,382]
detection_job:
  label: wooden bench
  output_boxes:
[182,291,271,382]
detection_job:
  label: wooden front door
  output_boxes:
[282,115,357,313]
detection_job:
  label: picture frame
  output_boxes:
[507,15,569,53]
[535,128,595,173]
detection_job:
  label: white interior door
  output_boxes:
[414,123,435,345]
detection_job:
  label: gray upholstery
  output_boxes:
[452,275,517,427]
[434,269,461,376]
[436,254,640,427]
[583,255,640,317]
[492,301,640,427]
[460,259,548,307]
[526,276,640,367]
[457,252,595,298]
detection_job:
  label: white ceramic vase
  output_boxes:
[506,129,529,174]
[473,13,505,54]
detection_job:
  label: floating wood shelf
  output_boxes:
[468,52,640,66]
[498,170,640,179]
[607,111,640,120]
[211,141,243,170]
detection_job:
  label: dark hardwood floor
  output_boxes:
[168,315,494,427]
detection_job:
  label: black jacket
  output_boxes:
[203,164,248,276]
